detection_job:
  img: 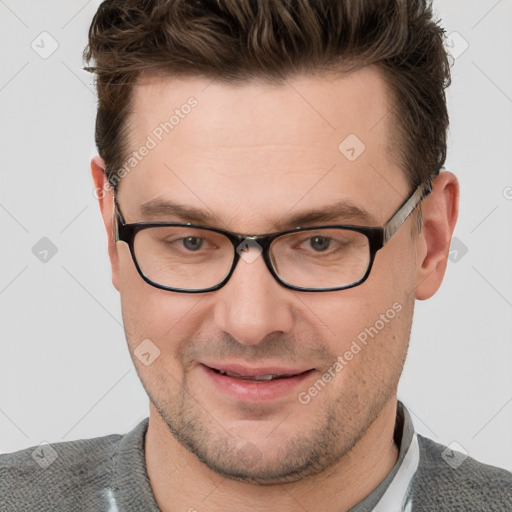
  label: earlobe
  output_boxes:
[91,157,121,291]
[414,171,459,300]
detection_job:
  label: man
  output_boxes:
[1,0,511,510]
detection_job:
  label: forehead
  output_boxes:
[119,67,408,231]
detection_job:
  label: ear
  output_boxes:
[414,171,459,300]
[91,156,120,291]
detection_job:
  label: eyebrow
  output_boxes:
[139,199,217,225]
[138,198,378,230]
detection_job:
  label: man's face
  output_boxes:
[109,67,421,483]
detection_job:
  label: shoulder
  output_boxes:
[0,430,124,511]
[413,434,512,511]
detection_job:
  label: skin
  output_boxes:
[91,66,459,511]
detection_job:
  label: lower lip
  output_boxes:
[200,364,315,402]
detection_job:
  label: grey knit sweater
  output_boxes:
[1,403,511,511]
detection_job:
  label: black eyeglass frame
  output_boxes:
[114,180,433,293]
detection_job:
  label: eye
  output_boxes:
[181,236,204,251]
[308,236,331,252]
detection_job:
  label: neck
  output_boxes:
[145,398,399,512]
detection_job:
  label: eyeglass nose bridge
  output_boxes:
[225,232,283,286]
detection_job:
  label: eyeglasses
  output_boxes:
[114,180,432,293]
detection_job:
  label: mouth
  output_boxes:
[209,367,310,381]
[204,362,314,380]
[199,363,316,402]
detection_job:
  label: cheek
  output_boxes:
[316,291,413,396]
[301,271,410,342]
[308,292,411,358]
[297,236,416,366]
[370,228,418,298]
[116,245,203,355]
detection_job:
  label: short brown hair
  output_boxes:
[84,0,450,193]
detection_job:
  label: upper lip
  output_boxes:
[201,362,313,377]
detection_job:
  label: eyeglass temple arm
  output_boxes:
[113,197,126,242]
[383,180,433,244]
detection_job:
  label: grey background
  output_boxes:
[1,1,511,472]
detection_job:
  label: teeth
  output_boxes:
[217,369,283,381]
[253,374,278,381]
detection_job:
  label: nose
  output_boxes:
[212,247,294,346]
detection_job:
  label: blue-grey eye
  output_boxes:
[309,236,331,252]
[182,237,204,251]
